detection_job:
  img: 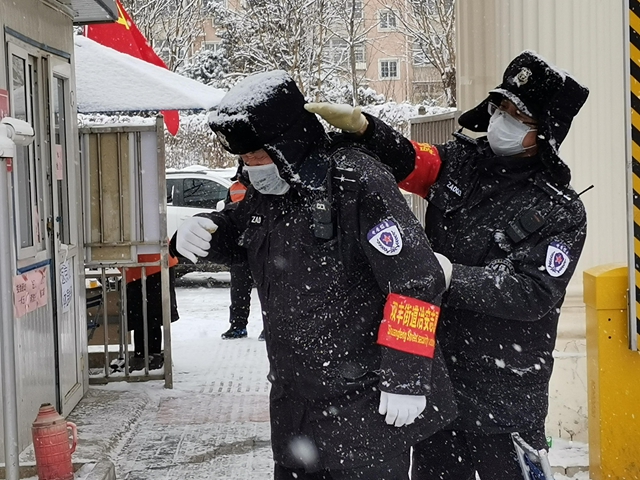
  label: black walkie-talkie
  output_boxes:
[506,209,545,243]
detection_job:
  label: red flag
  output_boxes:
[85,0,180,135]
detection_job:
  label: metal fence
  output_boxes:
[406,111,460,226]
[79,118,173,388]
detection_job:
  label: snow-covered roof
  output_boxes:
[74,35,226,113]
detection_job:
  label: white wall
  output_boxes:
[457,0,628,297]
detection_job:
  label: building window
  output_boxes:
[325,37,348,65]
[378,9,397,30]
[412,42,431,66]
[202,41,223,53]
[379,59,399,79]
[352,0,363,19]
[354,45,366,70]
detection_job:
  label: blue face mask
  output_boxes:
[243,163,290,195]
[487,110,537,157]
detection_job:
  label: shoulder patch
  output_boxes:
[367,219,403,256]
[546,241,571,277]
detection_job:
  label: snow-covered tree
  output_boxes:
[320,0,377,105]
[120,0,211,71]
[207,0,324,94]
[177,46,233,89]
[163,113,236,169]
[392,0,457,106]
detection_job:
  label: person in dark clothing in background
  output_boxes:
[122,253,180,372]
[306,51,589,480]
[220,160,265,340]
[171,70,457,480]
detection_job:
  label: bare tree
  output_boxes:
[120,0,209,71]
[322,0,378,105]
[393,0,456,106]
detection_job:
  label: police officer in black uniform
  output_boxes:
[171,71,457,480]
[306,51,590,480]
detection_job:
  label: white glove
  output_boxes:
[378,391,426,427]
[175,217,218,264]
[434,252,452,290]
[304,102,368,134]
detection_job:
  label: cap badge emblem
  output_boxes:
[514,67,532,87]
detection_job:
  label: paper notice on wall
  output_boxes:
[13,266,49,318]
[55,144,64,180]
[60,260,73,313]
[0,89,8,119]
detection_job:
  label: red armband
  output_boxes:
[397,142,442,198]
[377,293,441,358]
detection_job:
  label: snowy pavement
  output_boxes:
[54,279,589,479]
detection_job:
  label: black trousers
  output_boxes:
[126,268,179,356]
[274,451,410,480]
[133,325,162,356]
[229,261,253,328]
[411,428,547,480]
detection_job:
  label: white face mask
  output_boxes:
[487,110,536,157]
[244,163,290,195]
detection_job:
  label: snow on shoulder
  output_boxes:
[208,70,291,124]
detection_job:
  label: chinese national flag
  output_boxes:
[85,0,180,135]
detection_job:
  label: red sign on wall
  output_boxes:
[0,89,9,119]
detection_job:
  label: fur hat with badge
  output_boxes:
[208,71,326,183]
[458,50,589,186]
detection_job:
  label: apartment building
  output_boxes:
[196,0,445,103]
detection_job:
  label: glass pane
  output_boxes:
[54,77,70,244]
[183,178,228,208]
[12,55,27,121]
[11,54,33,248]
[166,178,179,204]
[390,61,397,78]
[29,61,42,250]
[381,61,389,78]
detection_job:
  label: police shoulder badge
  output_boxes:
[367,219,403,256]
[545,241,570,277]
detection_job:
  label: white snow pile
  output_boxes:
[74,35,225,113]
[208,70,291,125]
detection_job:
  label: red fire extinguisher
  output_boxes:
[31,403,78,480]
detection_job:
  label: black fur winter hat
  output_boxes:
[458,51,589,185]
[208,70,326,181]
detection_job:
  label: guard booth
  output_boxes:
[79,118,173,388]
[0,0,118,471]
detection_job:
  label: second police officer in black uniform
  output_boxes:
[306,50,589,480]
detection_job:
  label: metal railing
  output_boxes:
[80,118,173,388]
[406,111,460,226]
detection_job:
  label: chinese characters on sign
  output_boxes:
[13,266,49,318]
[60,260,73,313]
[55,144,64,180]
[377,293,441,358]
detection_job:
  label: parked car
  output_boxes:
[166,166,234,275]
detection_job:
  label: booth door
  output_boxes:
[47,57,85,414]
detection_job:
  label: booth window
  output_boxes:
[53,76,71,245]
[10,50,44,259]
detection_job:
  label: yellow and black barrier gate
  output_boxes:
[628,0,640,350]
[586,3,640,479]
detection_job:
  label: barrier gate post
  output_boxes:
[584,263,640,480]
